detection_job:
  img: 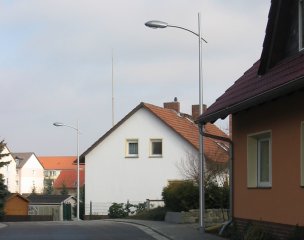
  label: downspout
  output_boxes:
[198,123,234,233]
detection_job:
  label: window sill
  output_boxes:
[125,156,139,159]
[247,186,272,189]
[149,155,163,158]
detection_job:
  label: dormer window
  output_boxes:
[299,0,304,50]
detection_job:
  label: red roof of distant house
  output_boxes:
[53,170,85,189]
[38,156,82,170]
[81,102,229,164]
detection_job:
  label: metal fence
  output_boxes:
[85,199,164,217]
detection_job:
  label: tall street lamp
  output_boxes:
[53,121,80,220]
[145,13,206,230]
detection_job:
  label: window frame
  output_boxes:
[149,139,163,158]
[247,131,272,188]
[125,139,139,158]
[257,137,272,188]
[299,0,304,51]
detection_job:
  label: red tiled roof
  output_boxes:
[143,103,229,163]
[81,102,229,164]
[38,156,81,170]
[143,103,199,149]
[53,170,85,189]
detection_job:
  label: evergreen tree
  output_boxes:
[0,174,8,218]
[0,141,10,219]
[0,140,10,168]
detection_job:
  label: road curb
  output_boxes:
[104,219,173,240]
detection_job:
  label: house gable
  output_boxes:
[259,0,299,75]
[23,154,44,170]
[81,102,229,164]
[200,0,304,125]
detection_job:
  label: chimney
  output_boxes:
[164,97,180,113]
[192,104,207,120]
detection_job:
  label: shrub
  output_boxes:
[205,181,229,209]
[108,202,145,218]
[108,203,128,218]
[222,222,276,240]
[130,207,167,221]
[162,181,199,212]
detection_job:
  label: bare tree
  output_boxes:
[177,146,229,187]
[177,151,200,184]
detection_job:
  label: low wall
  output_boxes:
[165,209,228,226]
[1,215,53,222]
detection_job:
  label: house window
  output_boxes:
[299,0,304,50]
[301,122,304,186]
[247,131,272,188]
[150,139,163,157]
[126,139,138,157]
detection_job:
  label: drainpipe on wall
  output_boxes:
[198,123,234,228]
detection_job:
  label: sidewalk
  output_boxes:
[105,219,227,240]
[0,223,6,229]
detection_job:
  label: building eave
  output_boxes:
[199,76,304,124]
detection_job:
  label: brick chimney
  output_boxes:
[192,104,207,120]
[164,97,180,113]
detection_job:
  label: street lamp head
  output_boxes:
[145,20,168,29]
[53,122,64,127]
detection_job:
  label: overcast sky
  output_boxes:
[1,0,271,156]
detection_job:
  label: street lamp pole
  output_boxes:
[53,121,80,220]
[145,13,206,231]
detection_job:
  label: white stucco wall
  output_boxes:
[18,154,44,194]
[0,147,17,193]
[85,108,198,215]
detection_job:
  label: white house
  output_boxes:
[0,145,17,193]
[81,100,229,216]
[12,152,44,194]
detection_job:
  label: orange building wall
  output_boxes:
[232,91,304,226]
[4,196,29,216]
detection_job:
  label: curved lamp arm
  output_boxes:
[145,20,207,43]
[53,122,79,132]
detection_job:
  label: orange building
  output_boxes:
[199,0,304,238]
[4,193,29,216]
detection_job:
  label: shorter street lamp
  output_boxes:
[53,121,80,220]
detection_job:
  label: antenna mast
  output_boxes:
[112,49,115,126]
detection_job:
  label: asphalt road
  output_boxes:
[0,220,165,240]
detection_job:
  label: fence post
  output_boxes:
[146,199,150,210]
[90,201,92,217]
